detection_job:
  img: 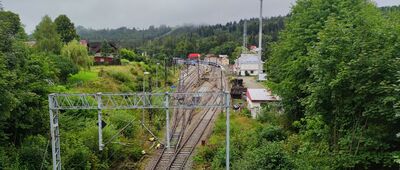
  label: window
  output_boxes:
[250,71,254,74]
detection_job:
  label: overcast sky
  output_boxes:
[2,0,399,34]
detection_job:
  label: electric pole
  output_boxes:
[258,0,264,78]
[143,72,150,126]
[164,58,167,88]
[156,63,160,88]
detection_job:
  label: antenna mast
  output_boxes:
[258,0,263,58]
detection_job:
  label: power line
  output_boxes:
[48,91,229,170]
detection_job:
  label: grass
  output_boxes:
[62,63,177,168]
[68,71,98,83]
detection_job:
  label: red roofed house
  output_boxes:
[246,88,280,118]
[188,53,201,60]
[88,41,119,65]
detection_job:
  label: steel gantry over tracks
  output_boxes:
[48,91,231,170]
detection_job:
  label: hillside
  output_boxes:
[76,25,172,48]
[77,16,286,60]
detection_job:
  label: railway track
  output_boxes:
[166,94,221,170]
[148,65,200,170]
[147,62,225,170]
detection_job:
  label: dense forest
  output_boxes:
[78,16,286,62]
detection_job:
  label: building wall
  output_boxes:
[240,70,259,76]
[238,63,260,76]
[246,97,262,119]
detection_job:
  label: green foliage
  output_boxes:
[77,17,286,59]
[267,0,400,168]
[51,55,79,82]
[101,40,114,57]
[0,11,24,52]
[119,48,134,61]
[77,25,172,48]
[0,44,53,145]
[120,58,129,65]
[54,14,79,43]
[107,71,131,83]
[61,40,92,70]
[68,71,98,84]
[0,10,62,170]
[33,15,62,54]
[257,126,287,142]
[234,142,295,170]
[230,46,247,63]
[19,135,49,170]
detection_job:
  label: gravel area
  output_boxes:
[241,76,265,89]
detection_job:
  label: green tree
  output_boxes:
[231,46,247,63]
[268,0,400,168]
[119,48,135,61]
[50,54,79,82]
[234,143,295,170]
[33,15,62,54]
[0,11,22,52]
[101,40,113,57]
[54,14,79,44]
[61,40,92,70]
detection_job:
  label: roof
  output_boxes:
[250,45,257,50]
[188,53,201,59]
[219,55,228,58]
[247,88,280,102]
[88,42,118,54]
[237,54,261,64]
[247,89,269,101]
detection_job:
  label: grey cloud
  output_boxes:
[2,0,399,33]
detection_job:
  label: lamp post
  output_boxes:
[142,71,150,126]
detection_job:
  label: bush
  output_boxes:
[119,48,145,62]
[257,126,287,142]
[107,71,131,83]
[234,142,295,170]
[51,55,79,83]
[241,108,251,118]
[121,59,130,65]
[19,135,49,170]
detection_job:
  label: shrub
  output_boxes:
[241,108,251,118]
[107,71,131,83]
[257,126,287,142]
[51,55,79,82]
[121,59,130,65]
[19,135,49,170]
[234,142,295,170]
